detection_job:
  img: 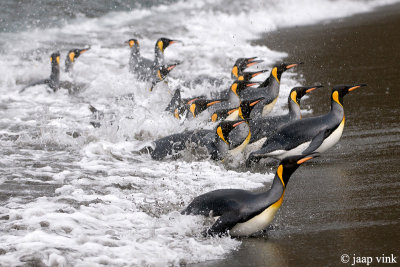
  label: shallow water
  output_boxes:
[0,0,399,266]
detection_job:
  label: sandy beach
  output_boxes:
[199,3,400,266]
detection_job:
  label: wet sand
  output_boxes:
[197,4,400,266]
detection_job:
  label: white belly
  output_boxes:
[262,97,278,117]
[230,205,280,237]
[315,119,345,154]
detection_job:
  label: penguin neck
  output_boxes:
[258,76,271,88]
[288,97,301,120]
[330,92,345,116]
[130,47,140,57]
[50,63,60,83]
[258,165,296,205]
[267,78,280,100]
[154,48,164,66]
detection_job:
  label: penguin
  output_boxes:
[181,154,317,237]
[65,47,90,73]
[243,86,323,154]
[149,62,180,91]
[231,57,263,80]
[127,37,180,79]
[239,62,302,117]
[145,119,249,161]
[19,52,60,93]
[246,84,367,165]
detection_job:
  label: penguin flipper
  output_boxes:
[165,88,182,112]
[19,79,49,93]
[205,211,241,237]
[302,130,326,155]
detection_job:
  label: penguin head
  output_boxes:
[231,57,263,79]
[50,52,60,65]
[331,84,367,105]
[126,38,139,48]
[210,107,239,122]
[271,62,303,83]
[156,37,180,53]
[278,154,318,186]
[237,69,269,81]
[238,97,264,120]
[189,99,222,118]
[230,80,259,97]
[67,48,89,63]
[150,62,180,91]
[156,62,180,81]
[215,119,250,156]
[290,85,323,105]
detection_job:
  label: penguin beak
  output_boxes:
[251,69,269,77]
[167,65,176,71]
[169,40,182,45]
[297,156,314,164]
[186,98,199,105]
[79,48,89,55]
[246,82,259,87]
[285,62,303,70]
[305,85,323,93]
[246,60,263,67]
[348,84,367,92]
[206,100,221,107]
[233,120,245,127]
[250,99,263,106]
[246,57,258,62]
[228,108,238,115]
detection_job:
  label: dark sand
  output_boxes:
[195,3,400,266]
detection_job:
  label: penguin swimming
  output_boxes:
[19,51,60,93]
[181,154,317,237]
[243,85,323,154]
[65,47,90,73]
[127,37,180,79]
[246,84,367,165]
[145,118,250,161]
[239,62,302,117]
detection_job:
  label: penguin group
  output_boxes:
[137,49,366,237]
[19,36,367,238]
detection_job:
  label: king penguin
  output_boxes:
[145,119,250,161]
[19,51,60,93]
[65,47,90,73]
[247,84,367,165]
[182,154,317,237]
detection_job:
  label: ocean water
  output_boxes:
[0,0,398,266]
